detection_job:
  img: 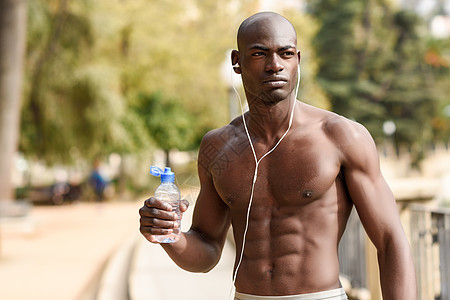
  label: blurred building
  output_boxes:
[260,0,450,38]
[400,0,450,16]
[400,0,450,37]
[258,0,306,12]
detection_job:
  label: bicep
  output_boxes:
[189,144,231,251]
[341,127,404,250]
[345,166,402,249]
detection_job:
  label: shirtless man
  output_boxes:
[139,12,417,300]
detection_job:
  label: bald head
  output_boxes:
[237,12,297,51]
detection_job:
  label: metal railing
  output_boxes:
[410,204,450,300]
[338,204,450,300]
[338,208,367,289]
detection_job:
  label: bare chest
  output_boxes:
[210,134,342,209]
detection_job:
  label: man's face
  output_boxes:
[237,20,300,105]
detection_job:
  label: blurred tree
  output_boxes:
[424,37,450,145]
[21,0,149,165]
[0,0,27,257]
[281,10,331,110]
[87,0,255,169]
[21,0,96,163]
[21,0,251,161]
[92,0,243,139]
[17,0,260,196]
[19,0,334,188]
[0,0,27,204]
[308,0,446,167]
[134,91,196,166]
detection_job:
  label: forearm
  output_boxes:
[378,238,417,300]
[161,229,223,273]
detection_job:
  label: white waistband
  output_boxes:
[235,288,347,300]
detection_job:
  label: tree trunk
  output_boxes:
[118,154,126,197]
[164,149,171,167]
[0,0,27,204]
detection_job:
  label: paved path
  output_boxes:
[0,200,235,300]
[128,200,235,300]
[0,201,139,300]
[128,238,235,300]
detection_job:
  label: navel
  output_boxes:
[267,263,274,278]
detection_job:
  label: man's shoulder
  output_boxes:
[201,123,233,141]
[299,103,375,153]
[299,103,365,137]
[198,118,248,173]
[322,113,366,139]
[200,118,244,148]
[316,110,377,167]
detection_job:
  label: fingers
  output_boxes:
[141,198,175,218]
[139,215,178,244]
[180,199,190,212]
[139,197,187,244]
[140,214,178,228]
[144,197,175,212]
[140,224,176,241]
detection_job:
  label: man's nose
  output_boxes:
[265,54,284,73]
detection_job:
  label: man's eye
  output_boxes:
[282,52,295,57]
[252,52,265,57]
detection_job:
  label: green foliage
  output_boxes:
[424,37,450,143]
[21,0,244,165]
[92,0,236,125]
[281,10,331,109]
[133,92,197,153]
[23,0,447,172]
[309,0,449,166]
[21,1,97,163]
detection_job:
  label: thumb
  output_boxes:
[179,199,189,213]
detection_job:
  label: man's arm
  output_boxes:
[330,117,417,300]
[139,132,231,273]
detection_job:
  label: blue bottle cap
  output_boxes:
[150,166,175,183]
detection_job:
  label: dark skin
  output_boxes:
[139,12,417,299]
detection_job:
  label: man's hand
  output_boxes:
[139,197,189,243]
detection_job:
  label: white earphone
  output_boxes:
[228,61,301,299]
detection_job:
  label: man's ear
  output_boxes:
[231,50,241,74]
[297,50,301,64]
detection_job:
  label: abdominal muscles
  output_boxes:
[233,207,342,296]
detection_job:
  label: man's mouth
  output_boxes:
[262,77,288,88]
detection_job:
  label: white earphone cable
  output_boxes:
[228,64,301,299]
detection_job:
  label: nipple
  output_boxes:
[303,190,313,198]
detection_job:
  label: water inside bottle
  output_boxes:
[154,200,181,243]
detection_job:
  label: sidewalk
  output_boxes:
[0,199,236,300]
[0,200,139,300]
[128,201,235,300]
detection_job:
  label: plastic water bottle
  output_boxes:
[150,166,181,243]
